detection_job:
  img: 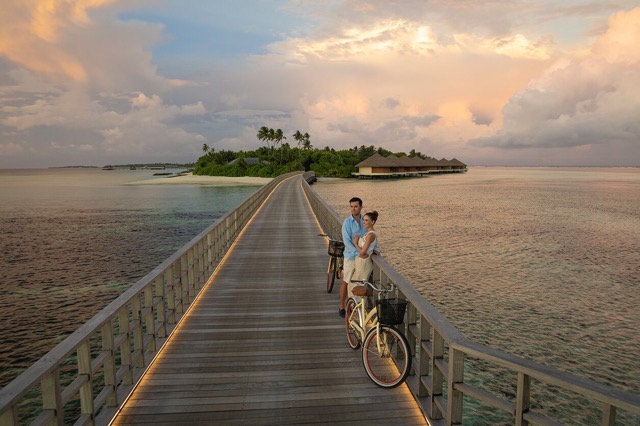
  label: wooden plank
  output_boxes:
[111,177,426,425]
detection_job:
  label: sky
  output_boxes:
[1,1,639,168]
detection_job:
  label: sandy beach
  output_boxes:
[126,172,273,186]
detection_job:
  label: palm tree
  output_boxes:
[257,126,272,152]
[292,130,303,166]
[202,143,209,154]
[293,130,303,149]
[302,132,312,150]
[273,128,286,165]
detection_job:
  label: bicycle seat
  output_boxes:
[352,285,371,297]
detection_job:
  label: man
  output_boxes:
[338,196,377,317]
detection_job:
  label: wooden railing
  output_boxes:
[302,173,640,425]
[0,172,300,426]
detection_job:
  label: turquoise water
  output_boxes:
[312,167,640,424]
[0,168,261,388]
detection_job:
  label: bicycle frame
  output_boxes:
[349,298,393,358]
[346,280,411,388]
[346,279,393,345]
[319,233,344,293]
[349,296,378,344]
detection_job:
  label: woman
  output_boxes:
[350,211,378,288]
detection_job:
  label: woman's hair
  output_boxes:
[365,210,378,222]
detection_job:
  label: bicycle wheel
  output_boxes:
[326,256,337,293]
[345,297,360,349]
[362,325,411,388]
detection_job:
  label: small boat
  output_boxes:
[130,166,137,170]
[102,165,114,170]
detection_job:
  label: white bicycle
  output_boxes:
[345,279,411,388]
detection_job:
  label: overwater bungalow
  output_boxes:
[353,153,467,178]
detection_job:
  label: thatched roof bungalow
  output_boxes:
[354,153,467,178]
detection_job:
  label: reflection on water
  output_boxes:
[313,167,640,423]
[0,168,260,388]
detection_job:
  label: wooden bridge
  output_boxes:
[1,172,639,425]
[111,175,425,424]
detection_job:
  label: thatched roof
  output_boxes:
[355,153,466,169]
[385,154,405,167]
[422,156,442,167]
[406,156,429,167]
[355,152,392,167]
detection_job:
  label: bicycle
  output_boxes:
[319,234,344,293]
[345,279,411,388]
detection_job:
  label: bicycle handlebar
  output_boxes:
[318,233,343,243]
[350,279,395,294]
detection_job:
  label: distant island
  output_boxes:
[51,163,194,170]
[191,126,467,178]
[49,166,99,169]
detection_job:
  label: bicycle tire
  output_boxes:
[326,256,337,293]
[362,325,411,388]
[345,297,360,349]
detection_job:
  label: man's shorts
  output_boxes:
[343,258,357,297]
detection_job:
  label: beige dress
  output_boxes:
[352,231,376,282]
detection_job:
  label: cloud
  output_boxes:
[454,33,552,60]
[469,7,640,165]
[0,1,638,167]
[0,0,207,167]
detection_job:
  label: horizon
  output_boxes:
[1,1,639,168]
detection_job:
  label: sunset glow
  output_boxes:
[0,1,639,167]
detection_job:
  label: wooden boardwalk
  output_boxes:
[112,176,426,425]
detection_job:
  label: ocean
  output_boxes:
[1,166,639,424]
[312,167,640,420]
[0,168,261,388]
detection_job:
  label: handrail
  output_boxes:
[0,172,300,426]
[301,173,640,425]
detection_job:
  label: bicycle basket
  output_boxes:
[328,240,345,257]
[376,298,407,325]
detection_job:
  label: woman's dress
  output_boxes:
[352,231,376,281]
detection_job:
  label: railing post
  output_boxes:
[166,265,176,324]
[118,308,133,385]
[131,296,144,368]
[417,315,432,398]
[101,321,117,407]
[447,348,464,425]
[516,372,530,426]
[180,253,189,308]
[432,332,445,420]
[77,341,95,422]
[196,240,204,288]
[173,260,184,316]
[187,247,195,301]
[602,404,616,426]
[224,216,231,250]
[144,285,155,351]
[206,233,213,275]
[0,407,17,426]
[214,225,222,263]
[155,276,166,338]
[41,370,63,425]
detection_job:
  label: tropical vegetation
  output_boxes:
[194,127,431,178]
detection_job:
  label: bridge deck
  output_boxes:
[112,176,426,425]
